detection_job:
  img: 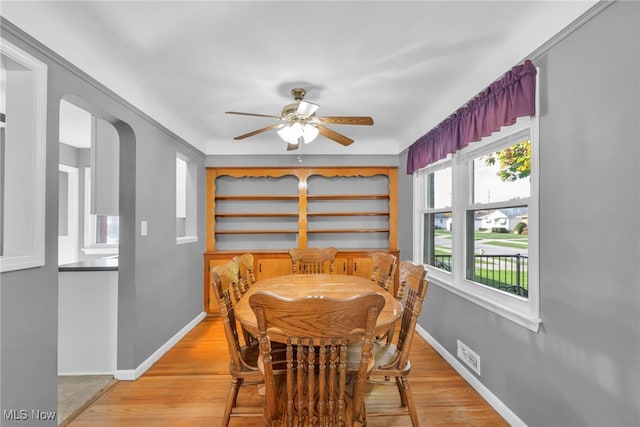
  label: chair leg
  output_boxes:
[223,377,242,425]
[398,376,419,427]
[395,376,408,407]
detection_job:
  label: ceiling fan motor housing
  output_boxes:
[291,88,307,100]
[282,88,310,119]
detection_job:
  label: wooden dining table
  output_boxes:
[234,274,403,340]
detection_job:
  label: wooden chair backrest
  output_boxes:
[289,247,338,274]
[232,253,255,302]
[250,291,385,426]
[211,269,248,372]
[370,252,398,295]
[396,261,429,369]
[212,260,240,291]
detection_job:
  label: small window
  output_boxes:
[83,168,118,255]
[95,215,120,245]
[422,165,452,272]
[176,153,197,244]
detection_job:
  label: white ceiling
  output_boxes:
[2,1,597,156]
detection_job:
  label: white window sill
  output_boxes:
[82,247,119,256]
[176,236,198,245]
[426,268,541,333]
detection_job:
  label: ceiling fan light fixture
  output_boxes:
[277,122,318,145]
[277,125,293,143]
[289,122,303,138]
[302,124,319,144]
[277,123,302,144]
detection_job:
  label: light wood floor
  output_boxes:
[67,316,508,426]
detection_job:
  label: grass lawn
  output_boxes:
[475,232,528,241]
[474,268,528,291]
[483,240,528,249]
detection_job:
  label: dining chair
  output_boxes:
[211,269,263,426]
[212,260,240,301]
[370,251,398,295]
[353,260,429,427]
[249,291,385,427]
[370,252,399,344]
[289,246,338,274]
[232,253,255,302]
[212,260,257,347]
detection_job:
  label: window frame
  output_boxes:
[422,161,454,274]
[413,114,540,332]
[175,152,198,245]
[0,39,48,272]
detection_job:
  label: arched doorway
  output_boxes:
[57,95,136,424]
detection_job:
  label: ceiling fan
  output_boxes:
[226,88,374,151]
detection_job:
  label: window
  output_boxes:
[83,168,119,254]
[95,214,119,245]
[423,165,453,272]
[466,137,530,297]
[176,153,197,244]
[414,115,540,331]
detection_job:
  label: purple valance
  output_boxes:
[406,60,537,174]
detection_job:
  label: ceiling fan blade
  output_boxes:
[232,124,281,140]
[314,116,374,126]
[286,143,299,151]
[316,125,354,146]
[226,111,283,120]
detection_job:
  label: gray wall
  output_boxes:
[0,20,205,425]
[401,2,640,426]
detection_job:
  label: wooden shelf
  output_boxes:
[215,229,298,235]
[215,195,298,201]
[307,194,389,200]
[308,228,390,234]
[215,212,298,218]
[307,211,389,217]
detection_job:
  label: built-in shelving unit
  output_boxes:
[206,166,398,251]
[203,166,399,314]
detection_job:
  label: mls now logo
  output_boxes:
[3,409,57,421]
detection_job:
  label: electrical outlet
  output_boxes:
[457,339,481,375]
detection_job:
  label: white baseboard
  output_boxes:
[58,371,115,376]
[415,324,526,427]
[115,311,206,381]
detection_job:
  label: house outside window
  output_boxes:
[414,115,540,331]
